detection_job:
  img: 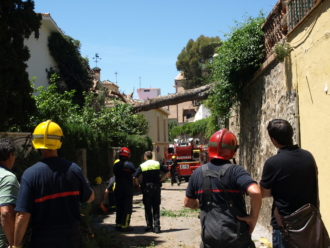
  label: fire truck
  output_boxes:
[164,138,207,182]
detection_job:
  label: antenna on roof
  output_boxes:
[115,71,118,84]
[139,77,141,89]
[93,53,101,67]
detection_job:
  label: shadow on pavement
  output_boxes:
[98,224,181,247]
[162,188,187,191]
[160,228,189,233]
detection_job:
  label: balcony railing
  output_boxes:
[262,0,318,59]
[287,0,317,31]
[262,0,287,58]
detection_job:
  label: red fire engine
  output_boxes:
[164,138,207,182]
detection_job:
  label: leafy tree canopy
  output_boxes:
[176,35,222,89]
[206,14,265,119]
[0,0,41,131]
[47,33,93,106]
[33,84,149,137]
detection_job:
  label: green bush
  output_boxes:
[113,133,153,167]
[206,14,265,119]
[169,116,218,140]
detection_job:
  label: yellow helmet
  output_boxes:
[94,176,102,185]
[32,120,64,150]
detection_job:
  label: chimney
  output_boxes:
[93,67,101,81]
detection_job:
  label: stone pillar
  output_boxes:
[76,148,87,178]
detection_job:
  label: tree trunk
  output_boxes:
[108,83,214,113]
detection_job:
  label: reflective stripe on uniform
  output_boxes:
[141,160,160,172]
[122,214,131,228]
[34,191,80,203]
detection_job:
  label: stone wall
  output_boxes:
[230,59,297,232]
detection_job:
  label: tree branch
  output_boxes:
[108,83,214,113]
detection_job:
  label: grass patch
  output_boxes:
[82,227,113,248]
[161,207,200,217]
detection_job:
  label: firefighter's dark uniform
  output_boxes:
[113,160,136,230]
[186,159,257,248]
[169,160,180,186]
[106,176,116,210]
[134,160,169,231]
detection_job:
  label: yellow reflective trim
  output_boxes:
[122,214,131,228]
[141,160,160,172]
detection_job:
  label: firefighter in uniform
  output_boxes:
[133,151,169,234]
[113,147,136,232]
[101,159,119,213]
[13,120,94,248]
[184,129,262,248]
[168,156,180,186]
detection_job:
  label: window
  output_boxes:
[288,0,316,31]
[144,90,150,92]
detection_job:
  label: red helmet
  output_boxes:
[119,147,131,158]
[208,129,238,160]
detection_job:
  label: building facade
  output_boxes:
[137,88,161,100]
[140,108,170,163]
[24,13,62,89]
[285,0,330,229]
[167,73,198,124]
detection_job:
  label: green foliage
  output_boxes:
[33,84,149,137]
[273,42,291,62]
[47,33,93,105]
[169,116,218,140]
[79,204,113,248]
[168,120,178,143]
[0,0,41,131]
[112,133,153,167]
[32,84,80,126]
[21,84,151,179]
[206,14,265,119]
[176,35,222,89]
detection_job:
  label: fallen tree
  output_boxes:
[108,83,215,113]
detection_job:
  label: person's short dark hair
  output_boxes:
[144,151,153,159]
[0,138,16,161]
[119,155,128,161]
[267,119,294,146]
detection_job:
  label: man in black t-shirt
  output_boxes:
[260,119,318,248]
[185,129,262,248]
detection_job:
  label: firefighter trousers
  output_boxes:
[170,170,180,185]
[142,184,161,228]
[114,183,133,228]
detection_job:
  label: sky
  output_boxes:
[34,0,277,97]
